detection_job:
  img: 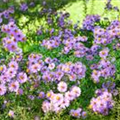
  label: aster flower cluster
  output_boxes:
[40,12,73,49]
[62,36,88,56]
[40,16,120,67]
[0,7,14,24]
[70,108,87,119]
[42,85,81,113]
[0,59,27,95]
[82,15,100,30]
[89,81,117,115]
[1,22,26,52]
[27,55,58,82]
[41,36,61,50]
[40,12,76,50]
[27,53,44,73]
[105,0,119,11]
[41,30,89,57]
[19,2,35,12]
[100,81,118,96]
[57,62,86,81]
[94,20,120,45]
[91,47,116,83]
[27,54,86,82]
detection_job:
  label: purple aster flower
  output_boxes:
[42,1,46,6]
[0,74,10,83]
[42,100,51,113]
[17,88,23,95]
[0,84,6,95]
[38,91,45,99]
[71,86,81,97]
[90,64,98,70]
[20,3,28,11]
[0,65,6,73]
[65,91,75,101]
[48,63,55,70]
[82,111,87,119]
[29,2,35,7]
[60,98,70,108]
[86,55,94,60]
[15,54,23,62]
[99,48,109,59]
[8,61,18,70]
[37,29,42,35]
[6,67,17,78]
[0,17,3,24]
[57,81,67,92]
[101,68,110,78]
[45,57,52,64]
[70,109,81,118]
[68,73,77,81]
[28,95,35,100]
[18,72,27,84]
[95,89,103,96]
[9,81,19,92]
[51,93,64,105]
[8,110,15,118]
[29,63,41,73]
[6,42,18,52]
[90,90,114,115]
[112,89,118,96]
[91,70,101,83]
[55,70,64,81]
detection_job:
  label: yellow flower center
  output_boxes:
[0,66,3,71]
[56,96,60,100]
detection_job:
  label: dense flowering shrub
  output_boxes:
[89,81,118,115]
[0,0,119,119]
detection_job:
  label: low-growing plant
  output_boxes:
[0,0,120,120]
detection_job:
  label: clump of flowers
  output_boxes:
[62,36,88,56]
[27,53,44,73]
[91,47,116,83]
[89,81,117,115]
[41,36,61,50]
[0,59,28,95]
[2,22,26,42]
[94,20,120,45]
[82,15,100,30]
[0,7,14,24]
[70,108,87,119]
[57,62,86,81]
[42,85,81,113]
[1,22,26,53]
